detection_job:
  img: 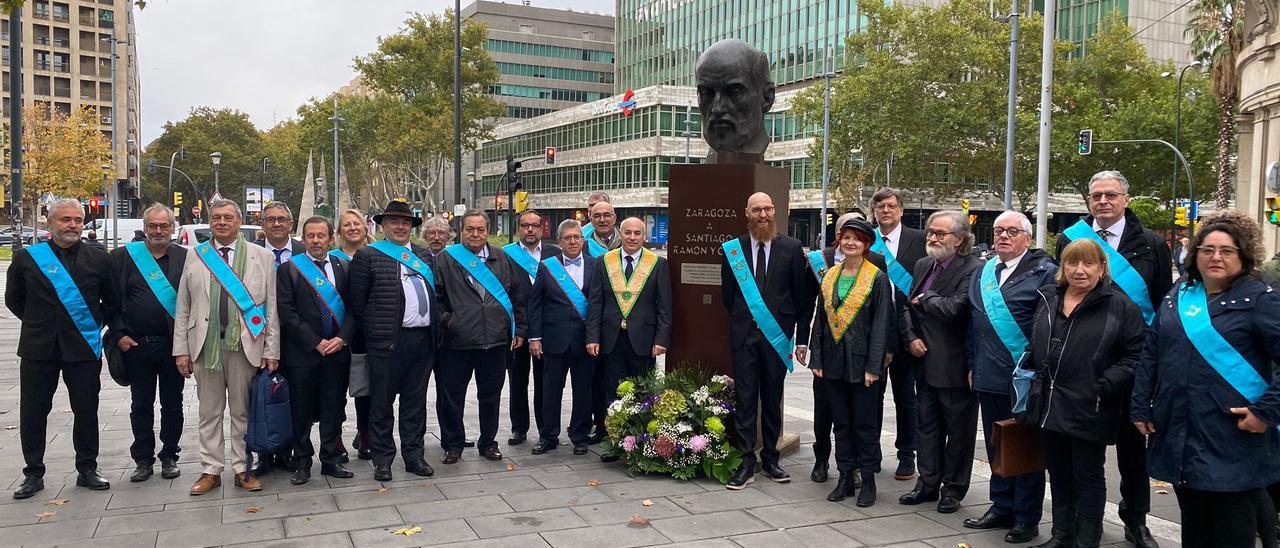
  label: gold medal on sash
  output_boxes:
[621,319,628,330]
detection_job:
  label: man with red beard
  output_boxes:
[721,192,815,489]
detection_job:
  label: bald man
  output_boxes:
[585,202,621,258]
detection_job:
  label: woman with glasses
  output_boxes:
[1025,238,1146,548]
[333,209,375,460]
[1132,211,1280,546]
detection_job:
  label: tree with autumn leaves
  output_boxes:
[19,102,112,223]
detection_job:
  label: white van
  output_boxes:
[83,218,145,245]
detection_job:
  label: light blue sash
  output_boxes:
[503,243,540,280]
[289,255,345,324]
[979,259,1030,364]
[124,241,177,318]
[542,257,587,319]
[586,236,608,258]
[28,243,103,358]
[806,249,829,284]
[582,222,595,241]
[194,242,268,339]
[446,244,515,336]
[870,228,914,292]
[1063,220,1155,324]
[1011,356,1036,414]
[1176,282,1268,403]
[328,248,351,261]
[722,238,793,371]
[368,240,434,287]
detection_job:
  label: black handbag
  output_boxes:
[103,330,129,387]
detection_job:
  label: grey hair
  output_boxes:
[461,209,488,227]
[871,187,905,207]
[141,203,175,224]
[587,192,611,207]
[928,210,974,256]
[208,199,243,219]
[48,198,83,216]
[262,201,292,218]
[1088,170,1129,194]
[422,216,452,232]
[557,219,584,237]
[993,210,1032,237]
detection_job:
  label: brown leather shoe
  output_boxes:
[234,472,263,492]
[442,450,461,464]
[482,447,504,461]
[189,473,221,496]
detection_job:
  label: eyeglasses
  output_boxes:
[925,230,954,240]
[1196,245,1239,258]
[590,212,615,220]
[1088,191,1126,202]
[560,234,584,241]
[461,227,487,234]
[145,223,172,231]
[264,216,292,225]
[749,205,775,215]
[519,223,540,229]
[993,227,1024,238]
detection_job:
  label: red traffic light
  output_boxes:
[545,146,556,165]
[89,198,99,209]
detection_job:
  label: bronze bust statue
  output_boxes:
[695,39,776,157]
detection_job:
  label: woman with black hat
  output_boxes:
[808,217,894,506]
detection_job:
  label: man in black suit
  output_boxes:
[108,204,187,483]
[528,220,596,455]
[347,200,441,482]
[504,210,561,446]
[720,192,815,489]
[870,187,928,481]
[434,211,526,464]
[277,216,359,484]
[586,217,672,462]
[5,199,117,498]
[1053,170,1170,548]
[898,210,982,514]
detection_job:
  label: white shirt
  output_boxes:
[622,247,643,267]
[996,249,1027,287]
[521,242,542,283]
[468,245,490,297]
[1092,216,1126,251]
[212,239,238,264]
[562,253,585,289]
[747,236,773,275]
[265,239,295,265]
[304,252,336,286]
[880,222,904,258]
[398,243,431,327]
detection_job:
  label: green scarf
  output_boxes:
[202,235,249,370]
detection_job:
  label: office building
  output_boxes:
[1235,1,1279,253]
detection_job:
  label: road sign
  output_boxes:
[192,205,202,217]
[454,203,466,217]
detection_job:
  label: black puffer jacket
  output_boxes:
[1026,280,1145,445]
[346,241,441,353]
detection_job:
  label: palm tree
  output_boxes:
[1187,0,1245,210]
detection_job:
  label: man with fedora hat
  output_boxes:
[347,200,441,481]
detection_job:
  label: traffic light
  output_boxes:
[515,191,530,213]
[178,146,187,161]
[1267,197,1280,225]
[173,192,183,206]
[89,198,99,211]
[505,154,523,194]
[1077,129,1093,155]
[545,147,556,165]
[961,198,970,215]
[1175,205,1190,227]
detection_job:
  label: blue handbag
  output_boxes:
[244,368,293,455]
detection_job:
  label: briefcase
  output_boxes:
[990,419,1045,477]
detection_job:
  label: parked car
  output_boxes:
[176,224,262,247]
[83,218,145,245]
[0,226,50,246]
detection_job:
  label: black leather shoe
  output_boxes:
[160,458,181,479]
[761,462,790,483]
[1005,522,1039,543]
[373,464,392,481]
[76,469,111,490]
[587,431,606,445]
[827,474,856,502]
[1124,525,1159,548]
[898,487,939,505]
[1030,534,1074,548]
[13,476,43,499]
[600,453,620,463]
[856,472,877,507]
[726,464,755,490]
[964,508,1016,530]
[406,460,435,477]
[290,464,311,485]
[937,494,961,514]
[321,463,354,479]
[810,461,828,483]
[531,440,556,455]
[508,432,527,446]
[464,439,476,448]
[130,464,154,482]
[573,444,588,455]
[894,458,916,480]
[442,450,461,464]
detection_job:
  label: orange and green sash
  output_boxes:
[822,260,878,342]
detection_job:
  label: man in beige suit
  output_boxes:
[173,199,280,495]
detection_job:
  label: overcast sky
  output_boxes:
[135,0,614,147]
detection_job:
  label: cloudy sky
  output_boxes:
[135,0,614,147]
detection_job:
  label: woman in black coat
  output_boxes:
[807,218,892,507]
[1025,238,1145,548]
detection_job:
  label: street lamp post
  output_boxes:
[1163,60,1203,226]
[819,45,833,249]
[210,152,222,196]
[167,150,178,208]
[466,171,477,209]
[452,0,463,230]
[100,163,110,245]
[994,0,1021,210]
[260,157,271,220]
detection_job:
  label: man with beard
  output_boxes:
[1054,170,1170,548]
[422,217,454,259]
[108,204,187,483]
[898,211,982,514]
[720,192,814,489]
[586,202,621,258]
[587,217,672,461]
[695,39,775,156]
[503,210,561,446]
[6,199,117,499]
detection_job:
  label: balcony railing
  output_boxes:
[33,36,50,45]
[52,12,69,23]
[52,38,69,48]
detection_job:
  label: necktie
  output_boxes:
[1096,229,1113,240]
[883,235,890,243]
[273,248,286,266]
[995,261,1008,287]
[218,247,231,331]
[565,257,582,267]
[407,272,429,317]
[314,259,338,337]
[625,255,634,279]
[755,242,767,291]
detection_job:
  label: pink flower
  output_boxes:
[621,436,637,452]
[654,436,677,458]
[689,435,709,453]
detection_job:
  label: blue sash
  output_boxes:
[503,243,540,280]
[368,240,434,287]
[194,242,268,339]
[582,222,595,241]
[124,241,177,318]
[979,259,1030,364]
[1176,282,1268,403]
[870,229,914,292]
[446,244,516,336]
[586,236,608,258]
[28,243,103,358]
[722,239,793,371]
[1063,220,1155,324]
[328,248,351,261]
[806,249,829,284]
[289,255,345,325]
[542,257,587,319]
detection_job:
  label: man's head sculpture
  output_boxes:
[695,39,776,156]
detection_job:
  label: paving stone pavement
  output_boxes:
[0,260,1184,547]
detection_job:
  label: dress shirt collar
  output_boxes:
[622,247,642,262]
[881,222,903,243]
[1092,216,1126,240]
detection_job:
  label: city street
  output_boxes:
[0,260,1182,547]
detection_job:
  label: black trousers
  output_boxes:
[730,329,786,466]
[1115,413,1151,526]
[539,351,594,446]
[812,375,832,464]
[284,354,350,465]
[602,334,656,407]
[819,377,883,474]
[915,382,978,497]
[20,358,101,477]
[887,354,919,462]
[368,327,434,467]
[978,391,1045,525]
[508,345,544,436]
[125,339,185,465]
[438,347,507,452]
[591,353,608,434]
[1041,429,1107,542]
[1175,485,1277,548]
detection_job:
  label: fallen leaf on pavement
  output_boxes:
[393,525,423,536]
[1155,489,1169,495]
[642,499,654,506]
[958,544,972,548]
[305,517,314,522]
[1151,480,1172,488]
[506,463,516,471]
[377,483,389,493]
[586,480,601,486]
[245,507,261,513]
[36,511,55,518]
[47,499,68,506]
[4,425,15,430]
[628,514,650,528]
